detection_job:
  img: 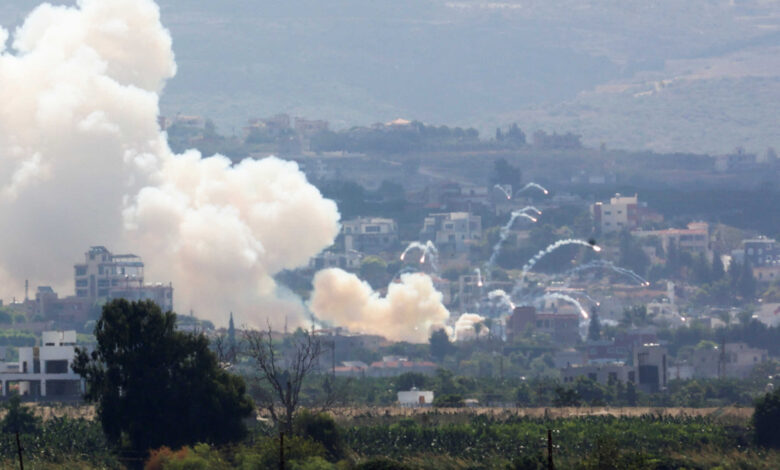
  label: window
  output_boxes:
[45,360,69,374]
[98,289,109,297]
[76,279,87,287]
[75,266,87,276]
[76,289,87,297]
[364,226,380,233]
[588,373,597,381]
[444,223,454,230]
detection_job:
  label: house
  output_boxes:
[341,217,399,254]
[309,250,363,271]
[505,306,580,345]
[397,387,434,407]
[690,342,769,379]
[591,194,661,234]
[632,222,710,258]
[74,246,173,312]
[634,344,667,393]
[562,363,633,385]
[366,357,437,377]
[0,331,84,399]
[420,212,482,254]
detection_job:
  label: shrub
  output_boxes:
[754,388,780,447]
[294,410,346,461]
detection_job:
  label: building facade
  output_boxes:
[342,217,399,253]
[420,212,482,253]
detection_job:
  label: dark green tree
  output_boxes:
[429,328,454,362]
[588,309,601,341]
[72,299,253,453]
[360,256,389,289]
[711,254,726,281]
[0,394,41,434]
[739,258,757,300]
[489,158,522,188]
[754,388,780,447]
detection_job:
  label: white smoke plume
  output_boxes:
[0,0,340,326]
[453,313,489,342]
[309,268,450,343]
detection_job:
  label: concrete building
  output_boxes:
[0,331,84,399]
[634,344,667,393]
[341,217,399,253]
[74,246,173,312]
[562,363,633,385]
[742,237,779,267]
[420,212,481,253]
[690,342,769,379]
[591,194,653,234]
[632,222,710,258]
[397,387,434,407]
[505,306,580,345]
[309,250,363,271]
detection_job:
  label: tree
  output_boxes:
[429,328,453,362]
[489,158,522,188]
[360,256,389,289]
[754,388,780,447]
[72,299,253,453]
[0,394,40,434]
[588,309,601,341]
[712,254,726,281]
[739,258,757,300]
[245,325,324,435]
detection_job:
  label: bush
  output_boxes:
[294,410,346,462]
[754,388,780,447]
[356,457,411,470]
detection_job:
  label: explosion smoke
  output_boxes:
[400,240,439,273]
[515,182,549,196]
[0,0,340,326]
[453,313,489,341]
[488,289,515,311]
[310,268,450,343]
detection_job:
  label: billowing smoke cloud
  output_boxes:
[309,268,450,343]
[453,313,489,342]
[0,0,340,326]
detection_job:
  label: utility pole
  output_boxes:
[547,429,554,470]
[16,431,24,470]
[279,432,285,470]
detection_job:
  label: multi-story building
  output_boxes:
[74,246,173,312]
[505,306,580,345]
[634,344,667,393]
[309,250,363,271]
[591,194,662,234]
[742,237,778,267]
[420,212,481,253]
[0,331,84,399]
[690,342,769,379]
[341,217,399,254]
[633,222,711,258]
[562,363,633,385]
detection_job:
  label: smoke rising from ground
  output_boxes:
[453,313,489,342]
[0,0,340,326]
[309,268,450,343]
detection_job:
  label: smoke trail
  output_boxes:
[537,293,589,319]
[310,268,450,343]
[487,210,537,268]
[0,0,341,327]
[562,260,649,286]
[488,289,515,311]
[550,289,600,307]
[515,182,549,196]
[453,313,489,341]
[521,239,601,278]
[493,184,512,200]
[474,268,483,287]
[400,241,427,261]
[517,206,543,215]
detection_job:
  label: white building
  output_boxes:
[341,217,399,253]
[420,212,482,253]
[591,194,640,234]
[0,331,84,398]
[397,387,434,407]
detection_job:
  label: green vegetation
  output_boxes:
[73,299,253,454]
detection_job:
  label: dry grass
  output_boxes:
[326,406,753,425]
